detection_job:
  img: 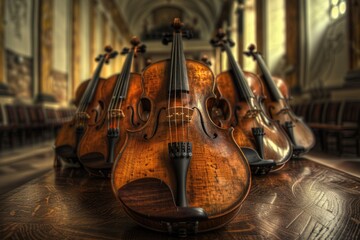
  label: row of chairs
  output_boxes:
[0,104,75,152]
[292,100,360,156]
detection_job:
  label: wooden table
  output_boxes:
[1,158,359,239]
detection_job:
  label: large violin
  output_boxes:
[112,19,250,236]
[245,44,315,156]
[77,37,146,177]
[54,46,117,166]
[210,30,292,174]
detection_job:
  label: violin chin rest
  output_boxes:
[117,177,208,222]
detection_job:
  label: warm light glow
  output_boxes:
[339,2,346,14]
[331,6,339,19]
[331,0,339,6]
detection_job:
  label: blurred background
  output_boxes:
[0,0,359,194]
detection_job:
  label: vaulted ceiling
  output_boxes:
[115,0,225,41]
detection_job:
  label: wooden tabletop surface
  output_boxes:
[0,158,359,240]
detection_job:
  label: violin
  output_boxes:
[210,30,292,174]
[54,46,117,166]
[77,37,147,177]
[245,44,315,156]
[111,19,250,236]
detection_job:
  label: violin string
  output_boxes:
[179,32,185,143]
[174,32,178,144]
[77,54,104,125]
[225,43,255,126]
[168,34,174,145]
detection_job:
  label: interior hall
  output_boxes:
[0,0,359,239]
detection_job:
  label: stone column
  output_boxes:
[36,0,56,103]
[89,0,98,74]
[0,0,12,96]
[72,0,81,98]
[345,0,360,86]
[285,0,300,93]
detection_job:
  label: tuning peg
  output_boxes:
[109,51,119,59]
[121,47,130,55]
[138,44,146,53]
[95,54,103,62]
[228,39,235,47]
[210,38,218,46]
[182,30,193,40]
[162,33,172,45]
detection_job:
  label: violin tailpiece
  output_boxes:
[168,142,192,207]
[252,127,265,159]
[107,128,119,163]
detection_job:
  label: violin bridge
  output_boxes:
[274,107,290,116]
[244,109,261,119]
[165,107,193,123]
[109,109,125,119]
[76,112,90,120]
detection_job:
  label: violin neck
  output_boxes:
[254,54,284,101]
[78,58,106,112]
[169,31,189,94]
[118,51,135,99]
[223,44,255,100]
[108,51,134,111]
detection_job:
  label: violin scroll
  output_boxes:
[95,45,118,64]
[210,28,235,49]
[243,44,258,60]
[162,18,192,45]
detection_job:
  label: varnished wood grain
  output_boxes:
[112,59,251,232]
[215,71,293,167]
[1,159,359,239]
[77,73,145,175]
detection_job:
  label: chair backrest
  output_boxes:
[308,101,326,124]
[35,106,45,124]
[323,101,343,125]
[27,106,38,123]
[44,108,58,124]
[0,104,4,126]
[5,105,18,126]
[16,105,29,126]
[340,100,360,126]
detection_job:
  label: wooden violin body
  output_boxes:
[214,71,292,171]
[54,46,117,166]
[261,76,315,156]
[209,31,292,174]
[112,59,251,234]
[77,38,147,177]
[54,77,107,165]
[77,73,145,177]
[245,44,315,156]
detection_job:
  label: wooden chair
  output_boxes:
[324,100,360,156]
[307,101,327,148]
[15,105,31,146]
[4,105,19,148]
[0,104,6,150]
